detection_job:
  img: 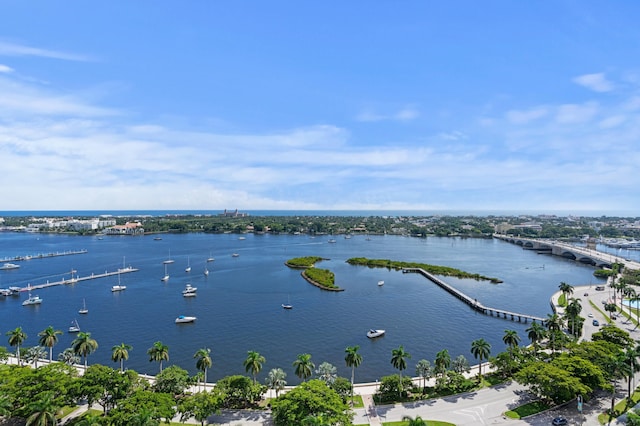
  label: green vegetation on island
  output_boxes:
[302,267,342,291]
[285,256,324,268]
[346,257,503,283]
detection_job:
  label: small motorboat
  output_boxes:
[182,284,197,297]
[175,315,197,324]
[377,280,384,286]
[367,329,385,339]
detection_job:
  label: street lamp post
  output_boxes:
[577,394,583,426]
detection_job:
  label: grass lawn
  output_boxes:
[350,394,364,408]
[504,400,550,418]
[382,421,455,426]
[597,389,640,424]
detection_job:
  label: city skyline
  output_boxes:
[1,1,639,214]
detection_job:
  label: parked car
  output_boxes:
[593,319,600,326]
[588,313,594,318]
[552,416,568,425]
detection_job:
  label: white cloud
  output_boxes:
[355,105,420,122]
[0,64,13,73]
[573,73,614,92]
[555,102,599,124]
[506,107,548,124]
[0,40,93,61]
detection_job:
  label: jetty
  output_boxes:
[404,267,546,324]
[0,249,88,263]
[16,267,138,292]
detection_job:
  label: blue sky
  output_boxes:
[1,1,639,214]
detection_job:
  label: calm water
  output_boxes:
[0,232,604,384]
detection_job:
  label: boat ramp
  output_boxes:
[403,267,547,324]
[15,267,139,292]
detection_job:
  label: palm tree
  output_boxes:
[605,302,618,320]
[147,341,169,372]
[401,415,428,426]
[558,281,574,303]
[470,338,491,379]
[71,332,98,370]
[390,345,411,397]
[194,348,212,388]
[25,390,59,426]
[451,354,470,374]
[57,348,80,366]
[415,359,432,394]
[545,313,564,351]
[345,345,362,404]
[25,346,47,368]
[243,350,265,384]
[526,321,546,351]
[6,327,27,365]
[265,368,287,397]
[502,329,521,375]
[565,297,582,337]
[293,353,314,382]
[434,348,451,379]
[111,343,132,372]
[315,362,337,384]
[38,326,63,362]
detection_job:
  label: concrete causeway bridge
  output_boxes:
[403,267,547,324]
[493,234,640,271]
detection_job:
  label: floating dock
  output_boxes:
[0,249,88,263]
[403,267,547,324]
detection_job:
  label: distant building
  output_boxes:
[219,209,249,218]
[104,222,144,235]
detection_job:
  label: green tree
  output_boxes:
[344,345,362,404]
[25,391,59,426]
[401,415,428,426]
[452,354,471,375]
[6,326,27,365]
[315,362,337,385]
[526,321,546,351]
[37,326,63,362]
[558,281,574,302]
[270,379,353,426]
[604,302,618,319]
[111,343,132,372]
[57,348,80,366]
[516,361,590,404]
[293,353,315,382]
[178,391,222,426]
[194,348,212,389]
[434,348,451,379]
[265,368,287,397]
[25,346,47,368]
[71,332,98,370]
[502,329,521,373]
[415,359,432,394]
[470,338,491,379]
[390,346,411,397]
[545,313,564,351]
[215,375,265,407]
[147,341,169,373]
[153,365,190,396]
[243,350,265,384]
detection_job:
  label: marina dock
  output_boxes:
[0,249,88,263]
[404,267,547,324]
[17,267,139,291]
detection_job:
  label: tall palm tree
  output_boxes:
[57,348,80,366]
[451,354,471,374]
[111,343,132,372]
[38,326,63,362]
[344,345,362,404]
[315,362,337,384]
[243,350,265,384]
[545,313,564,351]
[390,346,411,397]
[434,348,451,379]
[293,353,314,382]
[558,281,574,303]
[265,368,287,397]
[6,327,27,365]
[401,415,428,426]
[565,297,583,337]
[194,348,212,388]
[470,338,491,379]
[71,332,98,370]
[147,341,169,372]
[25,390,59,426]
[526,321,546,351]
[415,359,432,394]
[502,329,521,375]
[25,346,47,368]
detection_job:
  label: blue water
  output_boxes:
[0,232,604,384]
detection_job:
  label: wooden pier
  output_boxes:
[18,267,139,291]
[403,268,547,324]
[0,249,88,263]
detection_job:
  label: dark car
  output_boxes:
[552,416,568,425]
[592,319,600,326]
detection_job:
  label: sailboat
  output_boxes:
[68,319,80,333]
[204,266,209,276]
[282,295,293,310]
[161,263,169,282]
[111,273,126,292]
[79,298,88,314]
[163,250,175,264]
[207,252,215,262]
[185,256,191,273]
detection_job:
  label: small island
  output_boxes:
[346,257,503,283]
[286,256,343,291]
[284,256,325,268]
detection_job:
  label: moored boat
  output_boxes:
[68,319,81,333]
[182,283,197,297]
[0,263,20,270]
[22,293,42,306]
[175,315,197,323]
[378,280,384,286]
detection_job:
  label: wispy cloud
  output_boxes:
[0,64,13,73]
[355,106,420,122]
[0,40,93,61]
[573,72,614,92]
[506,107,548,124]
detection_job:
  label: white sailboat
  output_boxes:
[204,266,209,276]
[185,256,191,273]
[68,319,81,333]
[161,263,169,282]
[79,298,88,314]
[282,295,293,310]
[207,252,215,262]
[111,273,126,292]
[163,249,175,264]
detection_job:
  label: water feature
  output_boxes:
[0,232,604,384]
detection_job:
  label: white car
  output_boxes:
[588,313,594,318]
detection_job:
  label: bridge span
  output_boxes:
[493,234,640,271]
[403,268,547,324]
